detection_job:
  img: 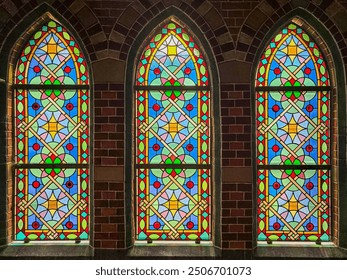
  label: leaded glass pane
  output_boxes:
[135,21,211,241]
[16,21,88,85]
[256,23,329,87]
[15,89,89,165]
[256,23,330,242]
[136,22,209,87]
[136,168,210,240]
[136,90,209,165]
[15,168,89,240]
[14,20,89,241]
[257,169,330,241]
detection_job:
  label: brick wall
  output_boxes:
[0,0,347,255]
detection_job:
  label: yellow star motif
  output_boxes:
[284,38,303,59]
[162,115,184,139]
[42,192,64,216]
[41,36,64,60]
[283,193,304,217]
[167,45,177,56]
[282,116,304,141]
[163,193,184,216]
[42,114,64,139]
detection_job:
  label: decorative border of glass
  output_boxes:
[256,23,331,242]
[135,21,211,241]
[14,20,90,241]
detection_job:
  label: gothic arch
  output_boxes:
[252,10,347,248]
[0,7,93,245]
[125,7,221,248]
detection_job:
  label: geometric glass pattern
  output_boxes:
[256,23,331,241]
[135,21,211,241]
[14,21,89,240]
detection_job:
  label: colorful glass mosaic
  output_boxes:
[135,21,211,241]
[256,23,329,87]
[16,21,88,85]
[14,21,89,241]
[256,23,331,241]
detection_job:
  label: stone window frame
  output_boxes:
[124,7,221,257]
[0,7,94,258]
[252,9,347,258]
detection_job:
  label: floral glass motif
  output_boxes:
[135,21,211,241]
[14,21,89,240]
[256,23,331,241]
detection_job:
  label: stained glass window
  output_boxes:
[135,21,211,241]
[14,21,89,241]
[256,23,331,242]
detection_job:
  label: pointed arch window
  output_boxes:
[135,21,211,241]
[14,20,90,241]
[256,23,331,242]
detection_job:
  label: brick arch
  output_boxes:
[0,1,105,63]
[251,5,347,248]
[109,0,234,62]
[1,3,96,84]
[238,0,347,64]
[0,2,95,246]
[124,3,222,249]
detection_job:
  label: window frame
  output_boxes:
[13,20,91,242]
[255,22,332,243]
[252,11,347,253]
[134,20,212,242]
[0,9,94,253]
[125,8,221,251]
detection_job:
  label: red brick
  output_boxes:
[94,182,109,190]
[238,233,252,240]
[109,216,124,223]
[222,233,238,240]
[116,208,124,215]
[238,217,252,224]
[116,192,124,199]
[94,216,109,224]
[237,201,252,208]
[102,224,117,232]
[228,159,244,166]
[101,124,116,132]
[94,200,108,207]
[231,108,243,116]
[222,201,237,208]
[222,217,237,224]
[230,192,244,200]
[101,107,116,115]
[231,209,245,216]
[230,225,244,233]
[222,192,230,200]
[101,192,116,199]
[101,241,117,248]
[229,241,246,249]
[109,200,123,208]
[95,150,108,156]
[101,91,116,99]
[94,233,110,240]
[101,157,117,165]
[230,142,244,149]
[109,183,123,191]
[101,141,116,148]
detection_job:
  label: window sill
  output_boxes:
[0,243,94,259]
[255,243,347,259]
[127,242,221,258]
